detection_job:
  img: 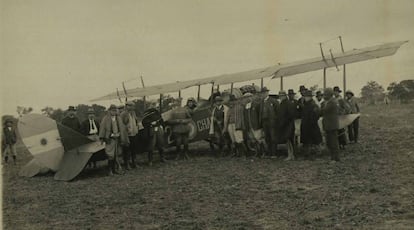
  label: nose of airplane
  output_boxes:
[18,113,64,171]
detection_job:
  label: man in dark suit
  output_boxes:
[2,119,17,164]
[277,90,296,160]
[297,85,307,116]
[81,108,100,138]
[287,89,300,152]
[81,107,100,168]
[61,106,81,132]
[300,90,322,160]
[261,87,279,157]
[322,88,340,162]
[244,92,264,157]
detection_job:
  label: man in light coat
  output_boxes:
[99,105,129,176]
[322,88,340,162]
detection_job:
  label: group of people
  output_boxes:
[207,85,360,162]
[2,84,360,177]
[60,102,150,175]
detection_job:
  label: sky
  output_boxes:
[1,0,413,116]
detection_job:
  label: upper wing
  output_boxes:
[91,41,407,102]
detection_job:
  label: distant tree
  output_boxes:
[387,80,414,103]
[360,81,385,105]
[16,106,33,117]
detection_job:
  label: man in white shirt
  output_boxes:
[81,108,100,140]
[81,108,100,168]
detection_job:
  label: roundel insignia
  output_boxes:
[188,121,197,140]
[40,138,48,146]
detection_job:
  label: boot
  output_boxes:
[131,153,139,168]
[183,144,190,160]
[175,147,181,160]
[183,151,190,160]
[113,160,123,175]
[148,151,153,166]
[123,155,131,170]
[12,155,16,165]
[230,144,237,157]
[107,160,114,176]
[4,156,8,164]
[159,149,167,163]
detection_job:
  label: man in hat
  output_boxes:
[315,90,324,108]
[185,97,197,113]
[81,107,100,168]
[333,86,351,149]
[120,101,140,169]
[99,104,129,176]
[321,88,340,161]
[287,89,300,151]
[209,88,222,105]
[81,108,100,139]
[61,106,81,132]
[226,94,247,158]
[2,119,17,164]
[277,90,296,160]
[244,92,265,157]
[298,85,307,113]
[167,101,193,160]
[209,95,229,156]
[142,107,167,166]
[300,90,323,160]
[345,90,360,143]
[260,87,279,157]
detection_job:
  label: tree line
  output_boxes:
[360,79,414,104]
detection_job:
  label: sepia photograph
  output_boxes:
[1,0,413,229]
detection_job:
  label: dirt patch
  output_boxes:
[3,104,414,229]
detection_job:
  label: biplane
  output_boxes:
[18,40,407,181]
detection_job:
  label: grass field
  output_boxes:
[2,104,414,229]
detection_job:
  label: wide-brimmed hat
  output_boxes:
[187,97,196,102]
[109,104,117,111]
[67,106,76,112]
[279,90,287,96]
[299,85,307,92]
[214,96,223,102]
[333,86,342,93]
[345,90,354,96]
[288,89,296,95]
[316,90,323,96]
[86,108,95,114]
